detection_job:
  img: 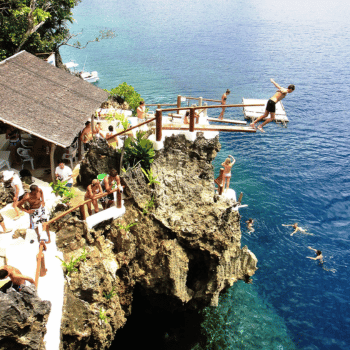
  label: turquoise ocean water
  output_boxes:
[61,1,350,349]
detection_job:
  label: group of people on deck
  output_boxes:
[80,120,119,150]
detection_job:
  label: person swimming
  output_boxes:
[307,246,324,265]
[282,222,313,236]
[246,218,255,233]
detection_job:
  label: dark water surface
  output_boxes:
[61,0,350,348]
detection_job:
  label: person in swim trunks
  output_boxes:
[17,185,48,242]
[0,265,35,292]
[307,246,324,265]
[250,79,295,132]
[100,169,123,209]
[282,222,313,236]
[221,155,235,192]
[219,89,231,120]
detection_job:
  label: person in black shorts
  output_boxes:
[250,79,295,132]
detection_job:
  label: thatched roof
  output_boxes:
[0,51,109,148]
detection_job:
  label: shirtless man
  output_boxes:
[17,185,48,242]
[250,79,295,132]
[80,121,93,151]
[137,101,146,121]
[282,222,313,236]
[219,89,231,120]
[307,246,324,264]
[0,265,35,292]
[221,155,235,192]
[100,169,123,209]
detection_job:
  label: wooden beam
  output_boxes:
[158,124,256,133]
[160,104,265,113]
[207,117,247,125]
[50,143,56,183]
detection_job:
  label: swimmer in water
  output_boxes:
[282,223,313,236]
[307,246,324,264]
[246,218,255,233]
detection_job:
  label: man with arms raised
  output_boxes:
[250,79,295,132]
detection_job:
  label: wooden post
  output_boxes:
[50,143,56,184]
[237,192,243,204]
[218,168,224,195]
[199,97,203,107]
[116,190,122,209]
[156,109,162,142]
[78,131,83,161]
[177,95,182,114]
[79,204,86,221]
[91,114,95,140]
[35,242,46,288]
[189,107,195,132]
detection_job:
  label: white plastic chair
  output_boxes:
[17,147,34,169]
[62,142,78,169]
[21,139,34,148]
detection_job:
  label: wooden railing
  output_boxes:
[42,187,123,238]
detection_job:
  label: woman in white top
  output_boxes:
[3,171,24,220]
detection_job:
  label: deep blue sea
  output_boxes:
[61,1,350,349]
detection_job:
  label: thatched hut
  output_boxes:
[0,50,109,181]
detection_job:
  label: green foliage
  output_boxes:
[143,195,155,215]
[103,287,116,300]
[106,82,143,115]
[0,0,81,60]
[123,131,155,170]
[50,179,75,204]
[141,168,160,186]
[56,248,89,276]
[99,308,109,323]
[116,222,137,232]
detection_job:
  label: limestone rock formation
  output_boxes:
[0,286,51,350]
[55,132,257,349]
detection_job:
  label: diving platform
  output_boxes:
[242,98,289,125]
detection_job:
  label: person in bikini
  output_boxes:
[221,155,235,192]
[85,179,103,215]
[282,222,313,236]
[219,89,231,120]
[17,185,48,242]
[137,101,146,121]
[250,79,295,132]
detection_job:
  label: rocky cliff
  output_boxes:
[54,133,257,349]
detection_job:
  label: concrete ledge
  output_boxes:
[86,204,125,229]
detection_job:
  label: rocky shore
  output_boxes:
[0,133,257,349]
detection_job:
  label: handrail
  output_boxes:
[183,96,221,103]
[42,187,123,234]
[105,117,156,140]
[160,103,264,113]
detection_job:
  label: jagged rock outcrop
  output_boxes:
[56,133,257,349]
[78,139,121,188]
[0,286,51,350]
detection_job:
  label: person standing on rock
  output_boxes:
[219,89,231,120]
[55,161,73,189]
[0,265,35,292]
[221,155,235,192]
[17,185,49,242]
[2,170,25,220]
[100,169,123,209]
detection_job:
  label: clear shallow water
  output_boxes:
[61,0,350,348]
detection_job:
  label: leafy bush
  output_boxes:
[106,82,143,115]
[50,179,75,204]
[123,131,155,170]
[56,248,89,276]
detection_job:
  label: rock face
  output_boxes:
[56,133,257,349]
[0,286,51,350]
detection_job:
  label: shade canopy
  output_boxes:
[0,51,109,148]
